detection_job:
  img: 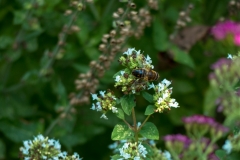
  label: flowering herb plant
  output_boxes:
[91,48,179,159]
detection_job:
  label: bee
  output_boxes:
[132,68,159,82]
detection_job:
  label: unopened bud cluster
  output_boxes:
[209,54,240,124]
[147,0,159,10]
[182,115,229,139]
[90,90,118,119]
[19,134,82,160]
[176,4,193,29]
[228,0,240,15]
[130,8,153,38]
[70,0,93,11]
[70,72,99,105]
[114,48,154,94]
[148,79,179,112]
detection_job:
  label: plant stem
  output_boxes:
[88,2,100,21]
[44,104,72,135]
[132,107,138,142]
[123,119,133,130]
[137,115,151,131]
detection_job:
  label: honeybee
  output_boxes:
[132,68,159,82]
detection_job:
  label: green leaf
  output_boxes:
[0,139,5,159]
[139,122,159,140]
[145,105,155,115]
[0,121,43,142]
[120,95,136,115]
[153,18,170,51]
[21,70,39,84]
[142,143,154,157]
[111,123,134,140]
[170,45,195,69]
[142,91,153,103]
[215,150,227,160]
[13,10,26,25]
[203,86,220,116]
[0,36,12,49]
[116,108,125,120]
[111,155,122,160]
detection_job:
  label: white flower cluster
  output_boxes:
[91,90,118,120]
[19,134,82,160]
[122,48,154,69]
[149,79,179,113]
[118,142,148,159]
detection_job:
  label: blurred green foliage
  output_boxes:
[0,0,239,159]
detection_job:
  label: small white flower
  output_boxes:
[123,48,135,55]
[120,70,125,75]
[158,83,164,92]
[112,107,118,113]
[148,83,155,90]
[162,79,171,87]
[100,114,108,119]
[91,93,98,100]
[115,75,121,82]
[96,102,102,111]
[122,142,129,149]
[132,89,136,94]
[72,152,81,159]
[157,97,164,104]
[138,143,147,157]
[36,134,45,141]
[148,140,155,146]
[20,147,29,155]
[227,53,233,59]
[90,103,96,110]
[135,49,141,55]
[223,140,232,154]
[134,156,140,160]
[23,141,31,149]
[169,99,179,108]
[137,122,141,129]
[109,142,118,149]
[54,140,61,149]
[163,150,172,160]
[99,90,106,97]
[146,55,152,64]
[162,91,169,99]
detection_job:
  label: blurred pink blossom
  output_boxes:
[211,20,240,46]
[234,34,240,46]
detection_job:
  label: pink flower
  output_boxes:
[211,20,237,40]
[234,34,240,46]
[211,20,240,46]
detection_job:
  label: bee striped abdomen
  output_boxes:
[147,70,159,81]
[132,68,159,81]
